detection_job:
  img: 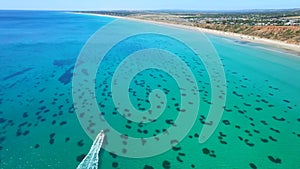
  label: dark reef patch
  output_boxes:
[272,116,285,121]
[162,160,171,169]
[22,112,28,118]
[255,107,263,111]
[77,140,84,147]
[144,165,154,169]
[49,138,54,145]
[58,66,74,85]
[65,137,70,142]
[59,121,67,126]
[249,163,257,169]
[172,146,181,151]
[202,148,210,154]
[53,59,75,67]
[222,120,231,125]
[261,138,269,143]
[176,156,183,162]
[269,136,277,142]
[76,154,86,162]
[34,144,40,149]
[112,162,118,168]
[268,156,282,164]
[2,67,33,81]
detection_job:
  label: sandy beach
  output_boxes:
[72,12,300,56]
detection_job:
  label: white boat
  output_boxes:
[76,130,105,169]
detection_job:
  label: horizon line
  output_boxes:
[0,7,299,12]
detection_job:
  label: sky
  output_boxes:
[0,0,299,11]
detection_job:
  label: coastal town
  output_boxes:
[80,8,300,26]
[178,9,300,26]
[79,8,300,44]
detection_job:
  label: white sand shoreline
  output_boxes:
[71,12,300,56]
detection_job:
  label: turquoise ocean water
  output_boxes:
[0,11,300,169]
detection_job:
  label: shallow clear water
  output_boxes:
[0,11,300,169]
